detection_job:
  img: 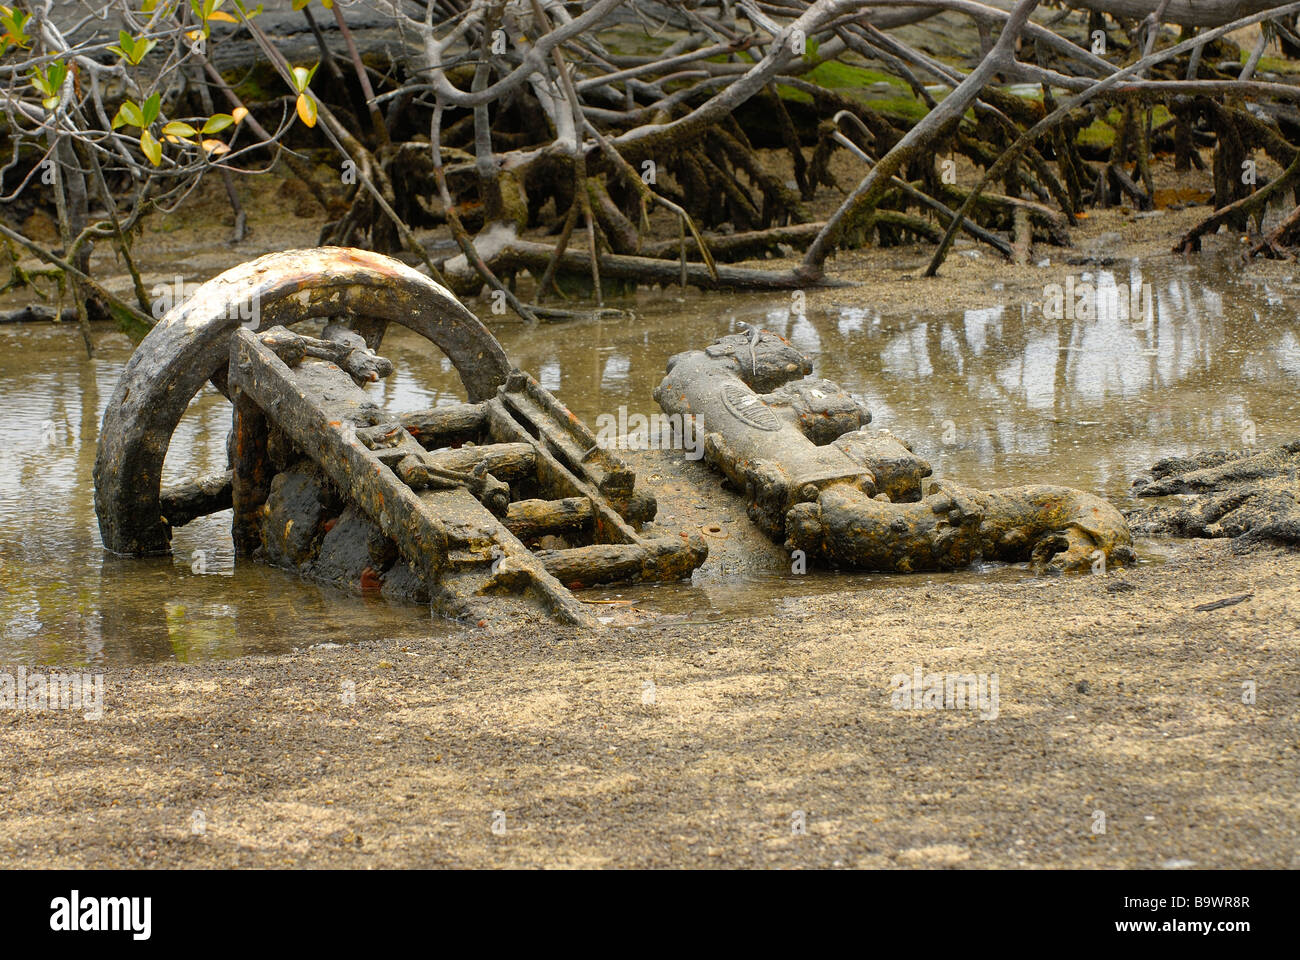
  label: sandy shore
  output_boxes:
[2,538,1296,869]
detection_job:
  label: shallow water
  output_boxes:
[2,253,1297,665]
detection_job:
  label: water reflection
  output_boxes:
[1,254,1297,664]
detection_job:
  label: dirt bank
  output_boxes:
[2,539,1296,869]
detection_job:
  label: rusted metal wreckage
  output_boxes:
[656,331,1135,574]
[94,248,1134,628]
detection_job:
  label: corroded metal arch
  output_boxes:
[94,247,511,555]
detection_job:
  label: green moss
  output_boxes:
[803,60,907,91]
[770,52,911,106]
[108,301,154,341]
[772,74,926,123]
[774,83,814,105]
[1100,105,1173,127]
[1077,118,1116,149]
[1245,54,1300,74]
[865,95,929,122]
[1077,103,1174,150]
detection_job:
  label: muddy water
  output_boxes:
[2,255,1298,665]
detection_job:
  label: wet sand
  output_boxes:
[2,538,1297,868]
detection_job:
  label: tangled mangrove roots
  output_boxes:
[1130,440,1300,546]
[11,1,1300,328]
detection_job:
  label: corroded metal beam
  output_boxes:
[656,330,1135,573]
[228,327,599,627]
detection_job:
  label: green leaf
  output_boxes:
[31,61,67,98]
[42,95,59,111]
[139,128,162,166]
[291,65,311,93]
[113,101,145,129]
[28,67,51,97]
[129,38,156,65]
[162,120,198,138]
[201,113,234,133]
[2,9,29,45]
[142,92,161,126]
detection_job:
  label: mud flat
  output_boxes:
[1,538,1296,869]
[3,148,1299,866]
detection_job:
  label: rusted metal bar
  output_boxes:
[259,322,394,384]
[159,471,233,529]
[228,327,599,627]
[395,403,489,448]
[365,440,537,481]
[231,391,271,556]
[536,538,709,588]
[504,497,594,541]
[396,452,511,516]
